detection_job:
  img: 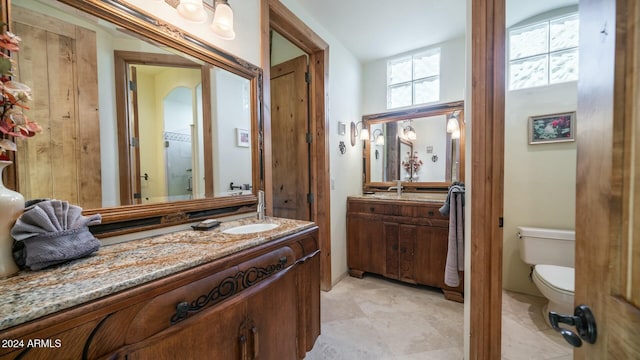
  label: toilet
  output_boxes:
[517,226,575,324]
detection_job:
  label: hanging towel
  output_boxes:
[11,200,102,270]
[444,186,465,287]
[439,182,464,216]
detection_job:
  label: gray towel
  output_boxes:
[444,190,465,287]
[11,200,101,270]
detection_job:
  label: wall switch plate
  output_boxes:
[338,122,346,136]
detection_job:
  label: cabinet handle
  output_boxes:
[239,334,247,360]
[369,207,375,212]
[392,245,398,251]
[251,326,259,358]
[428,211,434,216]
[400,247,406,253]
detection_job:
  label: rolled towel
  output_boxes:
[11,200,101,270]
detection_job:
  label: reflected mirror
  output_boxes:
[10,0,255,211]
[363,101,464,192]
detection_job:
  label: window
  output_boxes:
[508,13,579,90]
[387,49,440,109]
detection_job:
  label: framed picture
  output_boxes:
[528,111,576,144]
[236,128,250,147]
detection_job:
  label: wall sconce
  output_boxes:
[403,124,417,141]
[447,111,460,134]
[170,0,236,40]
[350,121,369,147]
[372,129,385,145]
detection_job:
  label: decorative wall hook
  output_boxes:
[338,141,346,155]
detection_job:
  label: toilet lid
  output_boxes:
[534,265,574,293]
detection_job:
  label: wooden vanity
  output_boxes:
[0,218,319,360]
[347,196,464,302]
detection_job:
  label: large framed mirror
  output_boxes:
[363,100,465,192]
[3,0,263,235]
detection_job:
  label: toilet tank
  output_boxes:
[517,226,575,268]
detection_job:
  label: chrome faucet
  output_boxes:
[387,180,403,196]
[257,190,265,220]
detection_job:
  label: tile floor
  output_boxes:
[306,275,573,360]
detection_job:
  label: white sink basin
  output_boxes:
[222,223,279,235]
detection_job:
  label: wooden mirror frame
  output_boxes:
[362,100,465,192]
[2,0,264,236]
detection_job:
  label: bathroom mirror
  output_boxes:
[363,100,465,192]
[5,0,262,234]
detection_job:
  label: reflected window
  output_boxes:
[508,13,579,90]
[387,48,440,109]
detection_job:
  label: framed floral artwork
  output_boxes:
[528,111,576,144]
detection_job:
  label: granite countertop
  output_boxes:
[0,216,315,331]
[350,192,448,203]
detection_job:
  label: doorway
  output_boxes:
[270,42,311,220]
[263,0,332,290]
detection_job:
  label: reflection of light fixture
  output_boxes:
[350,121,369,146]
[452,129,460,139]
[404,125,417,141]
[210,0,236,40]
[175,0,236,40]
[372,129,385,145]
[177,0,208,23]
[447,111,460,133]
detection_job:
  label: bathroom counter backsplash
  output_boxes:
[351,192,448,203]
[0,216,314,331]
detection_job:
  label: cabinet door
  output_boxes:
[383,222,399,279]
[247,268,298,360]
[413,224,450,287]
[398,224,417,283]
[347,215,384,275]
[125,293,246,360]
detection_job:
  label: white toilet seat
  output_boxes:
[532,265,574,324]
[534,264,574,295]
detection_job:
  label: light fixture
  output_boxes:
[177,0,208,23]
[372,129,385,145]
[447,111,460,133]
[350,121,369,146]
[210,0,236,40]
[404,124,417,141]
[173,0,236,40]
[452,129,461,139]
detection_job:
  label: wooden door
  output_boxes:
[246,268,298,360]
[12,6,100,208]
[574,0,640,357]
[347,214,385,277]
[270,55,310,220]
[125,295,246,359]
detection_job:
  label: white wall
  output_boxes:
[409,115,448,182]
[211,68,252,196]
[280,0,363,285]
[362,36,466,115]
[503,82,577,296]
[271,31,307,66]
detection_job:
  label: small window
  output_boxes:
[387,49,440,109]
[508,13,579,90]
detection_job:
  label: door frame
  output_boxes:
[470,0,506,358]
[261,0,333,290]
[113,51,210,205]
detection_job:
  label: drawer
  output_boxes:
[348,201,399,215]
[124,246,295,343]
[400,205,448,220]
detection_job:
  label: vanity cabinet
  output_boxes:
[347,197,463,302]
[0,227,320,360]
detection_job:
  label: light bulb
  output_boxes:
[177,0,208,23]
[359,128,370,141]
[211,2,236,40]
